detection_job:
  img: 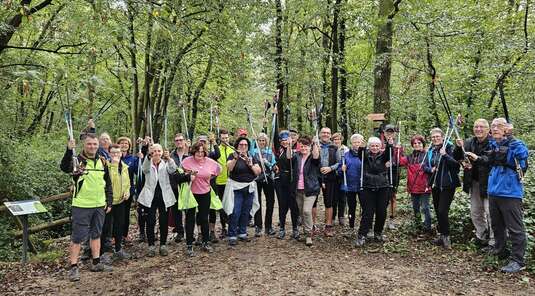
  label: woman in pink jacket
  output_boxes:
[399,135,432,232]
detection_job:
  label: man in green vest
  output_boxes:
[60,133,113,282]
[213,128,235,238]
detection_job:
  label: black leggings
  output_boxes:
[186,192,211,245]
[432,187,455,236]
[346,191,359,228]
[143,185,169,246]
[112,202,126,252]
[332,180,347,219]
[255,179,275,230]
[122,195,133,238]
[209,184,228,229]
[358,188,390,237]
[275,175,298,230]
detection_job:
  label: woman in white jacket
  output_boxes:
[137,144,177,257]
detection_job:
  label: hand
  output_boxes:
[137,152,144,159]
[105,206,111,214]
[385,161,392,168]
[320,167,332,174]
[431,167,437,173]
[341,164,347,172]
[209,133,216,144]
[456,139,464,147]
[312,136,319,144]
[273,165,280,174]
[122,193,129,202]
[439,146,446,156]
[67,139,76,150]
[465,152,478,161]
[88,119,95,129]
[247,157,253,167]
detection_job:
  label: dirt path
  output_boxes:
[2,197,534,295]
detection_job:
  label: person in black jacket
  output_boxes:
[290,136,320,246]
[354,137,393,247]
[453,119,493,249]
[426,128,461,249]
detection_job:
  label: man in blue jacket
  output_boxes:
[466,117,529,273]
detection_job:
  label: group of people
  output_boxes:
[60,116,529,282]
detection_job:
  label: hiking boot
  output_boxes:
[90,262,113,272]
[305,236,313,247]
[201,242,214,253]
[174,233,184,243]
[255,226,262,237]
[278,229,286,240]
[68,266,80,282]
[266,227,276,236]
[442,235,451,250]
[159,245,168,256]
[324,225,334,237]
[292,229,300,240]
[112,249,130,261]
[500,261,526,273]
[186,245,195,257]
[147,246,156,257]
[432,234,443,246]
[210,231,219,243]
[374,233,387,243]
[339,217,346,226]
[354,236,366,248]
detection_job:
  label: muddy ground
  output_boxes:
[1,196,534,296]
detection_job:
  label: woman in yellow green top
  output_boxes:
[109,144,131,260]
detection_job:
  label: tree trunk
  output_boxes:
[190,57,214,138]
[330,0,341,131]
[275,0,285,129]
[126,0,140,140]
[338,3,349,142]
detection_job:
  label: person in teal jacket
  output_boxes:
[466,118,529,273]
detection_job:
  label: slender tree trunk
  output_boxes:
[126,0,140,140]
[275,0,285,129]
[190,57,214,138]
[330,0,341,131]
[338,4,349,142]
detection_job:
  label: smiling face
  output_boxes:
[151,145,163,162]
[237,140,249,153]
[412,139,424,151]
[320,128,331,143]
[174,135,185,149]
[194,146,206,161]
[473,119,490,140]
[220,133,230,145]
[431,132,444,146]
[118,139,130,154]
[110,147,122,163]
[332,136,342,148]
[99,133,111,150]
[84,136,99,157]
[257,137,267,148]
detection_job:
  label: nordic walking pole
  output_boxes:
[245,107,268,183]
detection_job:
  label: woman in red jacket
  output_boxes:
[399,135,432,232]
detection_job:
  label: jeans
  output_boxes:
[296,190,316,235]
[255,179,275,230]
[489,196,526,265]
[411,193,431,230]
[432,187,455,236]
[358,188,390,237]
[228,186,254,239]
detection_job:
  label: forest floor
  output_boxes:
[1,196,534,296]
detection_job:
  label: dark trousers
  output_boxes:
[346,191,359,228]
[358,188,390,237]
[137,204,147,238]
[255,179,275,230]
[186,192,211,245]
[275,175,298,230]
[100,211,113,254]
[321,180,337,209]
[122,195,133,238]
[171,197,185,236]
[143,190,168,246]
[332,180,347,219]
[111,202,126,252]
[209,184,228,229]
[489,196,527,265]
[432,187,455,236]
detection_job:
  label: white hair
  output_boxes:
[350,134,364,142]
[151,144,163,151]
[257,132,268,141]
[367,137,382,147]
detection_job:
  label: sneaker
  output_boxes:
[174,233,184,243]
[366,232,374,239]
[501,261,526,273]
[374,233,387,243]
[432,235,443,246]
[292,229,300,240]
[219,229,228,239]
[68,266,80,282]
[210,231,219,243]
[305,237,313,246]
[442,235,451,250]
[112,249,130,261]
[201,242,214,253]
[228,239,237,246]
[186,245,195,257]
[147,246,156,257]
[339,217,346,226]
[354,236,366,247]
[324,225,334,237]
[266,228,276,236]
[278,229,286,240]
[159,245,168,256]
[387,219,396,230]
[255,227,262,237]
[90,262,113,272]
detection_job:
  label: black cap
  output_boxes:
[384,124,396,132]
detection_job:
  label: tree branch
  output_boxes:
[0,42,87,54]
